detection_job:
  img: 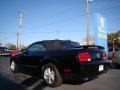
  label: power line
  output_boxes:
[21,27,88,34]
[25,5,120,31]
[0,1,120,39]
[26,14,83,30]
[0,32,16,34]
[0,35,16,41]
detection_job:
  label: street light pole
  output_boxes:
[86,0,90,45]
[18,10,24,50]
[16,32,19,50]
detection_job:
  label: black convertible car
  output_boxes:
[10,40,108,87]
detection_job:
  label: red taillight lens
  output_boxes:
[77,52,91,62]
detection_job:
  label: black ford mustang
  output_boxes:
[10,40,108,87]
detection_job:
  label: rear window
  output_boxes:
[108,48,120,52]
[61,41,80,49]
[44,40,80,50]
[108,48,113,52]
[115,48,119,51]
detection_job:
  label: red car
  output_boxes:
[10,49,19,56]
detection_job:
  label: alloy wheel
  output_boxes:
[44,67,55,84]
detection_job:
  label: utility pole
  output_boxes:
[86,0,91,45]
[18,10,24,50]
[16,32,19,50]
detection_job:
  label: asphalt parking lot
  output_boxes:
[0,57,120,90]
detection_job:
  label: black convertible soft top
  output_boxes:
[31,40,104,50]
[42,40,80,50]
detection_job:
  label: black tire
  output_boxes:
[42,63,63,87]
[10,60,18,73]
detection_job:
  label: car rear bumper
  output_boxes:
[0,53,10,56]
[79,60,108,77]
[63,60,109,80]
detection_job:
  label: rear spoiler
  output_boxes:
[79,45,105,49]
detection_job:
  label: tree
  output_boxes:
[19,44,26,49]
[4,42,26,50]
[108,31,120,48]
[4,43,16,49]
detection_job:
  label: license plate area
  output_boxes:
[99,65,104,71]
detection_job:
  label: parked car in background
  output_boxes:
[10,40,108,87]
[0,47,10,56]
[9,49,20,56]
[108,47,120,67]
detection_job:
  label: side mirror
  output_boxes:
[21,49,27,53]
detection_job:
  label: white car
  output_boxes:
[0,47,10,56]
[108,48,120,68]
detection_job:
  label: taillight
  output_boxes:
[77,52,91,62]
[102,52,107,60]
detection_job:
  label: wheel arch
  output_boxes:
[10,57,15,63]
[41,58,63,75]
